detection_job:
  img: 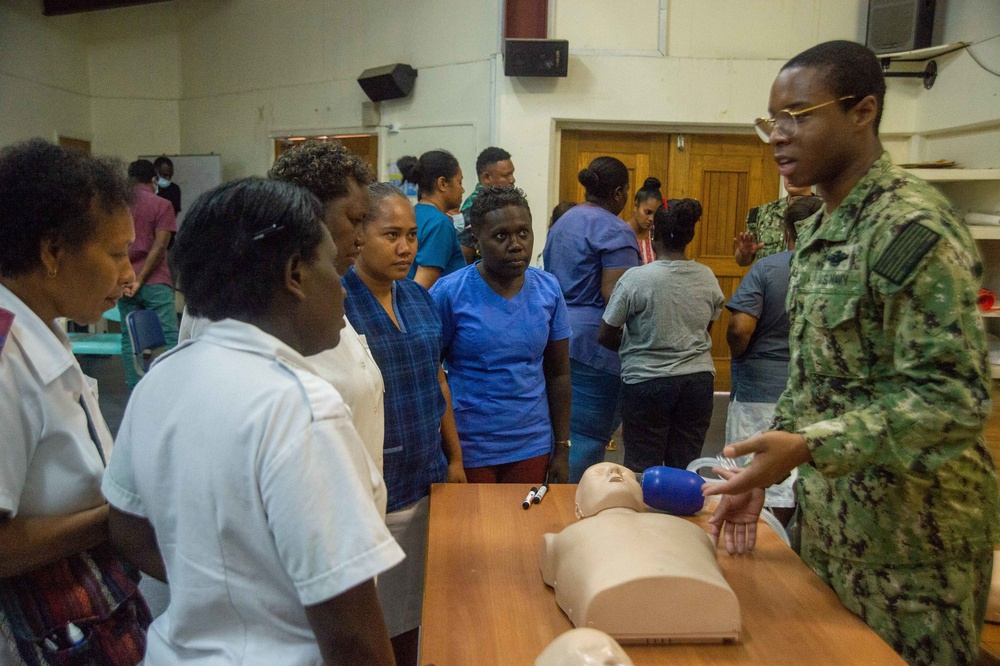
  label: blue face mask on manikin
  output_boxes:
[157,177,171,189]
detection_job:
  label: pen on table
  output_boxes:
[522,487,538,510]
[533,484,548,504]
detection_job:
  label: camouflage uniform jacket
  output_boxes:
[774,153,1000,565]
[746,198,788,261]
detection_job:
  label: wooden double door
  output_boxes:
[559,130,780,392]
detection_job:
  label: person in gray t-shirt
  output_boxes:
[598,199,724,472]
[725,195,822,519]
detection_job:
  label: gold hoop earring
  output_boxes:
[48,267,57,278]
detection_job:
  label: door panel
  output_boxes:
[559,131,669,220]
[667,135,779,392]
[558,130,779,393]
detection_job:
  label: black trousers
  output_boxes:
[621,371,714,473]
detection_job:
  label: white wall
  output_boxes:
[0,0,92,147]
[500,0,886,238]
[174,0,498,181]
[909,0,1000,167]
[499,0,1000,239]
[83,4,183,159]
[2,0,998,220]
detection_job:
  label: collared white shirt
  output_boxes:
[0,283,111,518]
[103,319,402,664]
[179,309,386,474]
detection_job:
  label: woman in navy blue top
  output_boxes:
[342,182,464,666]
[431,187,571,484]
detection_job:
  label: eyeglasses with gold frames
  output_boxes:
[754,96,858,143]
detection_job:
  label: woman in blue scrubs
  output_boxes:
[431,187,571,484]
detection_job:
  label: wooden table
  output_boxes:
[421,483,904,665]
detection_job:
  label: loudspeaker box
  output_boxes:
[504,39,569,77]
[866,0,936,54]
[357,64,418,102]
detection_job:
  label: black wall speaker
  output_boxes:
[504,39,569,77]
[357,64,418,102]
[866,0,936,54]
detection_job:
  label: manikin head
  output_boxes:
[575,463,644,519]
[535,628,634,666]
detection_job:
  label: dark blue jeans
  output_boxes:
[621,372,714,473]
[568,359,622,482]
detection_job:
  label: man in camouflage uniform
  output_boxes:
[705,40,1000,666]
[734,178,813,266]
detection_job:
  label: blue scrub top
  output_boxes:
[542,204,640,376]
[431,264,571,468]
[408,202,466,280]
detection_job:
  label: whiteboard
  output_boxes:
[139,154,222,226]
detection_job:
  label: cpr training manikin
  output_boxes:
[540,463,741,643]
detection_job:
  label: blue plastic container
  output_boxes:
[641,466,704,515]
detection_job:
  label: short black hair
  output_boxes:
[550,201,575,228]
[782,40,886,133]
[654,198,702,253]
[365,182,409,226]
[128,159,157,183]
[0,138,131,278]
[784,195,823,241]
[153,156,173,169]
[634,177,662,205]
[170,178,325,321]
[469,186,530,232]
[269,140,375,203]
[475,147,511,176]
[578,156,629,203]
[397,150,460,198]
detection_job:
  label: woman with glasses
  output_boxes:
[103,178,402,665]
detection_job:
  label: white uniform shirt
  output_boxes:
[0,283,112,518]
[102,319,403,665]
[179,309,386,473]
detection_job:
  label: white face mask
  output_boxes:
[157,177,171,188]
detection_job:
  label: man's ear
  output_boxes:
[851,95,878,132]
[284,252,307,301]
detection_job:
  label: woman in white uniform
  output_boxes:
[0,139,150,664]
[102,178,403,664]
[178,140,386,472]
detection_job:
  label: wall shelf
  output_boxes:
[905,168,1000,182]
[878,42,968,90]
[878,42,968,62]
[970,226,1000,240]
